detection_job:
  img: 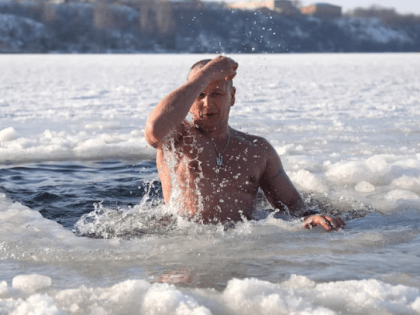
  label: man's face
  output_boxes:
[189,76,235,131]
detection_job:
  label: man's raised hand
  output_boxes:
[203,56,238,82]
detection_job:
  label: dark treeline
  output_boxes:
[0,0,420,53]
[347,5,420,26]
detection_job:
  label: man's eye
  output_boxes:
[212,93,222,96]
[199,93,206,98]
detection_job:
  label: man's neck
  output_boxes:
[197,125,230,141]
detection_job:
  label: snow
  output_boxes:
[12,275,52,293]
[0,54,419,314]
[1,276,420,314]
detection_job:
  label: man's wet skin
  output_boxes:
[145,56,345,231]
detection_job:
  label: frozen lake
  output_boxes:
[0,54,420,314]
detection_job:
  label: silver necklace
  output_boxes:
[209,133,231,167]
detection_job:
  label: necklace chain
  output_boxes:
[209,133,231,167]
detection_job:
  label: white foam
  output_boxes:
[289,169,328,194]
[0,193,135,262]
[392,176,420,193]
[141,283,212,315]
[324,154,420,210]
[12,274,52,293]
[2,294,60,315]
[0,127,19,141]
[1,276,419,315]
[385,190,420,203]
[366,155,391,175]
[326,160,368,185]
[0,281,7,295]
[54,280,151,314]
[412,297,420,312]
[355,181,375,193]
[223,276,420,315]
[0,129,155,163]
[325,155,399,187]
[281,274,316,289]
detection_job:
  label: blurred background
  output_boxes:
[0,0,419,53]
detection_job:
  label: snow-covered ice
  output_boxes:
[0,54,419,314]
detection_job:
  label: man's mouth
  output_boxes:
[203,113,216,117]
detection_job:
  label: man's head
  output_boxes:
[187,58,236,132]
[187,59,233,91]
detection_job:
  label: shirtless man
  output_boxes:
[145,56,345,231]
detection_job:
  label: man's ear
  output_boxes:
[230,87,236,107]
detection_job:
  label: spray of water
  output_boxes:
[73,127,372,239]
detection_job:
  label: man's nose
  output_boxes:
[202,95,211,108]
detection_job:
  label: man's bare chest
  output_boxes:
[178,135,266,192]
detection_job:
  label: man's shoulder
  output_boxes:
[230,129,272,148]
[155,120,192,149]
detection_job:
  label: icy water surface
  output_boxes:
[0,160,160,228]
[0,54,420,314]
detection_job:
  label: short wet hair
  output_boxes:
[187,59,233,89]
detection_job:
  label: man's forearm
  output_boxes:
[145,70,210,146]
[287,197,309,217]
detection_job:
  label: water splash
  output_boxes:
[73,180,174,239]
[162,127,205,222]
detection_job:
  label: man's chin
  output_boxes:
[195,125,217,132]
[192,120,217,131]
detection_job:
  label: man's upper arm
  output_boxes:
[259,141,304,212]
[145,119,186,149]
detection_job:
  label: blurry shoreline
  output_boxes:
[1,0,420,54]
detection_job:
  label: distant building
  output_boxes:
[300,3,342,18]
[229,0,300,15]
[166,0,203,10]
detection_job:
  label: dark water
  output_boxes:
[0,160,162,229]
